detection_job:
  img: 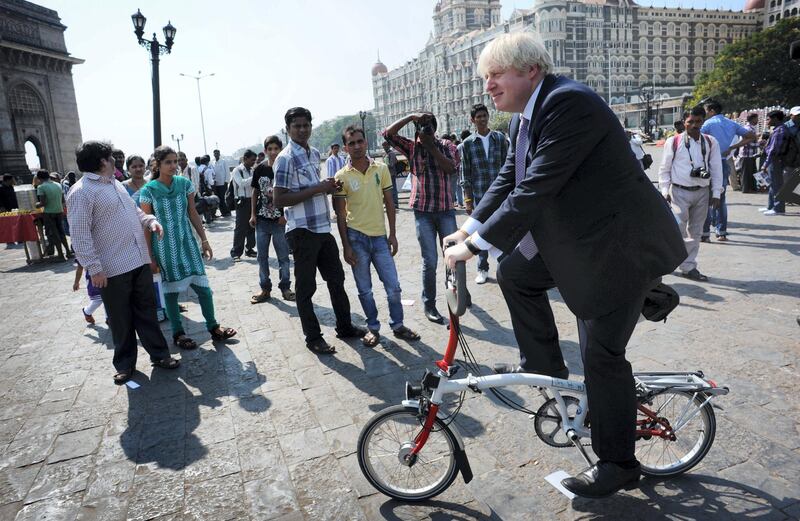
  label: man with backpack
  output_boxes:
[760,110,796,216]
[658,107,723,282]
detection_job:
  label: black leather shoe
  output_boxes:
[424,307,444,324]
[335,325,367,339]
[493,363,569,380]
[561,461,641,499]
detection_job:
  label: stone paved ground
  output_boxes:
[0,147,798,520]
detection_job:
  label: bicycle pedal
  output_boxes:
[493,363,515,374]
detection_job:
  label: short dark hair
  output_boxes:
[341,125,365,146]
[201,155,211,165]
[194,156,202,164]
[177,151,187,159]
[747,113,759,122]
[36,169,50,180]
[683,106,706,121]
[331,143,340,148]
[470,104,489,119]
[75,141,114,173]
[242,149,257,160]
[213,149,220,154]
[460,129,472,141]
[285,107,312,126]
[264,135,283,149]
[3,173,14,181]
[126,155,145,168]
[767,110,785,121]
[704,100,722,114]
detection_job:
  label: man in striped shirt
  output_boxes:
[325,144,346,179]
[383,112,457,324]
[67,140,179,385]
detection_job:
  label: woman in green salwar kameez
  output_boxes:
[140,146,236,349]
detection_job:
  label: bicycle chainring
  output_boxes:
[534,395,582,448]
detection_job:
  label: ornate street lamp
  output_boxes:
[131,9,176,149]
[171,133,184,152]
[639,85,654,139]
[358,110,369,155]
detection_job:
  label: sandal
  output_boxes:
[151,357,180,369]
[250,291,271,304]
[210,326,237,341]
[113,372,132,385]
[306,337,336,355]
[173,334,198,350]
[361,330,380,347]
[392,325,420,341]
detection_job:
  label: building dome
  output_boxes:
[371,61,388,76]
[743,0,765,11]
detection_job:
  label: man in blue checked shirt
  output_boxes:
[460,103,509,284]
[273,107,366,355]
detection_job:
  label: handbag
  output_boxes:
[641,153,653,170]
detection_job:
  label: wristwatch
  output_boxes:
[464,237,481,255]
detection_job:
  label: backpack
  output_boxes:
[779,127,800,168]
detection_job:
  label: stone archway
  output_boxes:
[0,1,84,182]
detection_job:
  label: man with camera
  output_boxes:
[658,107,723,282]
[383,112,457,324]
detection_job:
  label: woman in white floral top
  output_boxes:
[249,135,295,304]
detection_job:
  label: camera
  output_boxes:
[690,166,710,179]
[415,115,436,136]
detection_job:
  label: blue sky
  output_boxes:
[36,0,749,160]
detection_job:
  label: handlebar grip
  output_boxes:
[446,261,468,317]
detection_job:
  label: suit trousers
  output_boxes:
[670,186,709,273]
[99,265,171,373]
[230,199,255,258]
[497,250,645,462]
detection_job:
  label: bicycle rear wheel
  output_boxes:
[636,390,716,477]
[357,405,459,501]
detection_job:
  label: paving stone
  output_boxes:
[25,455,93,503]
[184,439,240,483]
[0,463,41,504]
[83,460,136,500]
[48,427,104,464]
[127,467,183,521]
[184,473,246,521]
[236,433,286,482]
[13,492,82,521]
[324,423,360,459]
[288,455,366,521]
[278,427,329,466]
[76,495,130,521]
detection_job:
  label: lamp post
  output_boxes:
[171,133,184,152]
[179,71,214,155]
[130,9,176,150]
[358,110,369,155]
[639,85,654,139]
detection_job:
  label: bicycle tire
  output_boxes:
[357,405,460,501]
[637,390,716,477]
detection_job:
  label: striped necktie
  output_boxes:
[515,116,538,259]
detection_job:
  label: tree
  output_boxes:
[489,111,512,132]
[689,18,800,112]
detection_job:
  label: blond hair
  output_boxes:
[477,31,554,77]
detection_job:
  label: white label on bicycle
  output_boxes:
[545,470,576,499]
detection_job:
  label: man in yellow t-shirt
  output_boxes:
[334,126,420,347]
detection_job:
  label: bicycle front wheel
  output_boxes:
[636,390,716,477]
[357,405,459,502]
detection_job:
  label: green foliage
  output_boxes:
[690,18,800,112]
[231,112,378,159]
[489,111,512,132]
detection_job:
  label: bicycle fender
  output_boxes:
[401,400,473,483]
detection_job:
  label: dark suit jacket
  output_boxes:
[473,74,686,319]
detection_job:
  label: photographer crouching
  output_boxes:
[657,106,723,282]
[382,113,458,324]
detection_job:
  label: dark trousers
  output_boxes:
[214,185,230,215]
[497,250,644,462]
[230,199,255,258]
[41,212,69,256]
[99,265,171,373]
[286,229,353,343]
[741,156,758,193]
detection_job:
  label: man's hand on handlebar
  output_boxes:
[444,241,473,270]
[442,230,468,250]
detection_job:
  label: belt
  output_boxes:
[672,183,705,192]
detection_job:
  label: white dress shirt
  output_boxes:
[230,164,253,199]
[658,133,723,198]
[463,80,544,256]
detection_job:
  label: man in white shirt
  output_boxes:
[212,149,232,216]
[658,107,723,282]
[230,150,257,260]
